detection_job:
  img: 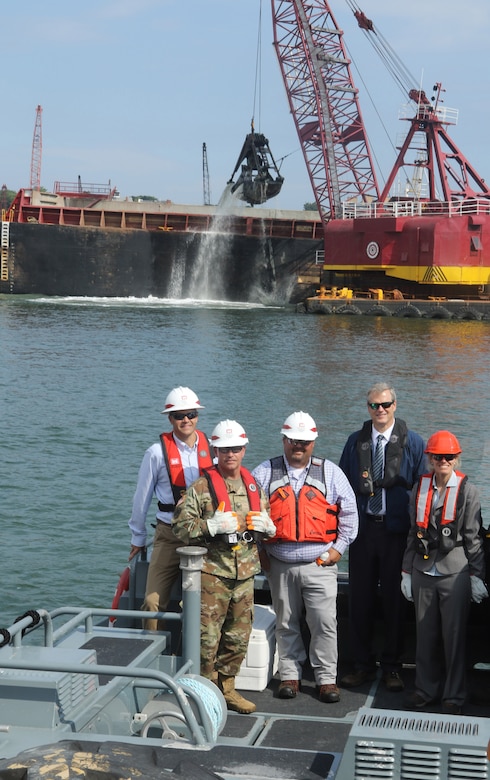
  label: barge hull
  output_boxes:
[301,296,490,319]
[2,222,322,303]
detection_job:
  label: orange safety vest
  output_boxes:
[204,465,261,513]
[268,456,338,543]
[160,431,213,506]
[415,471,466,556]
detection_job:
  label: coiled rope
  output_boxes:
[14,610,41,636]
[0,610,42,647]
[179,676,225,743]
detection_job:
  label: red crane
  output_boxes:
[30,105,43,191]
[271,0,379,220]
[271,1,490,295]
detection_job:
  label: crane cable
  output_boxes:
[251,0,263,133]
[342,0,421,189]
[251,0,294,173]
[344,0,419,98]
[340,1,397,180]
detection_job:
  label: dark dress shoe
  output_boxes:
[442,700,463,715]
[340,668,377,688]
[382,671,404,692]
[405,691,431,710]
[278,679,300,699]
[318,683,340,703]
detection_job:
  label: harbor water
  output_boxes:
[2,295,490,627]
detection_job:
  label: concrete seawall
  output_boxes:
[299,297,490,320]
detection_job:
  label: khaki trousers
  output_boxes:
[142,522,182,631]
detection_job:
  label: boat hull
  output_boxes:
[323,211,490,293]
[2,222,322,302]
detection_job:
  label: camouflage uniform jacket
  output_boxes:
[172,473,269,580]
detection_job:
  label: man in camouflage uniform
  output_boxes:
[172,419,276,714]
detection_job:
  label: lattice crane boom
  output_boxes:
[271,0,379,220]
[30,105,43,191]
[202,142,211,206]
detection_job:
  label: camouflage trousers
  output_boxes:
[200,572,254,679]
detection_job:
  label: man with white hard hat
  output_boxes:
[172,419,276,714]
[253,412,358,704]
[128,386,212,630]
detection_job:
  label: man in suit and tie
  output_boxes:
[339,382,425,692]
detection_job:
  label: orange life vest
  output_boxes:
[203,465,261,513]
[160,431,213,505]
[414,471,466,556]
[268,456,339,543]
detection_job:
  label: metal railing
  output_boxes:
[1,220,9,281]
[53,181,115,196]
[342,198,490,220]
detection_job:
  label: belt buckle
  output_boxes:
[226,531,254,545]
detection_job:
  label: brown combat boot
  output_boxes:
[218,674,256,714]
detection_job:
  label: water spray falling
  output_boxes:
[187,186,245,301]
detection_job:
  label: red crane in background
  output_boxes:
[271,0,490,294]
[271,0,379,220]
[30,105,43,191]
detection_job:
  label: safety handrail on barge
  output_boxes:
[5,188,324,241]
[343,197,490,220]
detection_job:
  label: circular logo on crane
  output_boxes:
[366,241,380,259]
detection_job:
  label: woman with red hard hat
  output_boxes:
[402,430,487,715]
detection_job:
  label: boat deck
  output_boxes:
[0,579,488,779]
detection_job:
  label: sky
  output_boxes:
[2,0,489,211]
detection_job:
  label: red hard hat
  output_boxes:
[425,430,462,455]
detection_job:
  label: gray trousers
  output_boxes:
[412,567,471,705]
[268,556,338,685]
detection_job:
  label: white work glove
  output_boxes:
[401,572,413,602]
[470,576,489,603]
[207,510,238,537]
[246,511,276,538]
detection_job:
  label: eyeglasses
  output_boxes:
[171,410,198,420]
[285,438,312,447]
[368,401,394,410]
[431,453,457,462]
[217,446,243,454]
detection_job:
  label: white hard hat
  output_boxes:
[161,386,205,414]
[281,411,318,441]
[211,420,249,448]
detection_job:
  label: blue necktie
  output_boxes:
[369,434,384,514]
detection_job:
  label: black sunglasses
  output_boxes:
[285,438,312,447]
[171,410,198,420]
[431,453,457,462]
[217,446,243,454]
[368,401,394,410]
